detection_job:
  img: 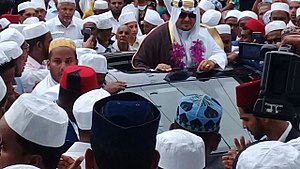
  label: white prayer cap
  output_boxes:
[238,10,258,21]
[290,0,300,2]
[119,12,137,25]
[225,10,242,20]
[76,48,97,59]
[94,0,109,10]
[0,18,10,29]
[0,28,25,46]
[41,84,60,102]
[297,7,300,17]
[121,4,138,19]
[215,24,231,34]
[144,9,164,26]
[73,89,110,130]
[97,16,113,29]
[79,54,107,74]
[262,0,272,2]
[83,15,98,25]
[23,17,40,24]
[263,10,271,24]
[265,20,287,35]
[23,22,49,40]
[235,141,300,169]
[18,2,35,12]
[201,9,221,26]
[4,93,68,147]
[0,51,10,66]
[0,76,7,102]
[58,0,76,4]
[271,2,289,13]
[4,164,40,169]
[8,24,27,33]
[32,0,46,10]
[198,0,215,11]
[156,129,205,169]
[0,41,22,60]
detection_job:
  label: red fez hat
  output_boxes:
[236,79,261,107]
[0,14,19,24]
[245,18,265,36]
[60,65,99,94]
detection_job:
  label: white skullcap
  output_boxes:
[290,0,300,2]
[215,24,231,34]
[0,51,10,66]
[0,18,10,29]
[265,20,287,35]
[238,10,258,21]
[83,15,98,25]
[271,2,289,13]
[144,9,164,26]
[73,88,110,130]
[58,0,76,4]
[4,164,40,169]
[79,54,107,74]
[201,9,221,26]
[76,48,97,59]
[156,129,205,169]
[41,84,60,102]
[0,28,25,47]
[32,0,46,10]
[18,2,35,12]
[8,24,27,33]
[23,22,49,40]
[262,0,272,2]
[225,10,242,20]
[236,141,300,169]
[297,7,300,17]
[97,16,113,29]
[198,0,215,11]
[23,17,40,24]
[119,12,137,25]
[121,4,138,19]
[94,0,109,10]
[4,93,68,147]
[0,76,7,102]
[263,10,271,24]
[0,41,22,60]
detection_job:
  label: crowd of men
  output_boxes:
[1,0,300,168]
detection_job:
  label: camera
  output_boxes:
[253,45,300,127]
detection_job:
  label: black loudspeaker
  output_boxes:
[254,51,300,122]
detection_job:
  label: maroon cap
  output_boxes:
[236,80,261,107]
[60,65,99,94]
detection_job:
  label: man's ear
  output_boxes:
[151,150,160,169]
[85,148,96,169]
[36,41,43,50]
[24,154,43,168]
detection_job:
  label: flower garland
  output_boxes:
[171,39,205,67]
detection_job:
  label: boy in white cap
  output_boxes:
[0,93,69,169]
[143,9,164,34]
[20,22,52,93]
[17,1,36,23]
[32,0,47,21]
[225,10,241,41]
[288,0,300,26]
[46,0,83,40]
[0,18,10,32]
[265,20,287,44]
[156,129,205,169]
[270,2,290,24]
[96,16,115,53]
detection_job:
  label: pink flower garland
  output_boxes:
[171,39,205,68]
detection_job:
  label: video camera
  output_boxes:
[252,44,300,126]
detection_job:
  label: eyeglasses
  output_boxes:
[179,12,196,19]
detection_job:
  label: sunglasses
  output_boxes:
[179,12,196,19]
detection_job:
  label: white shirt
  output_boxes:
[131,35,146,50]
[46,6,81,21]
[112,41,133,52]
[278,122,293,142]
[46,16,83,40]
[20,56,49,93]
[32,73,58,96]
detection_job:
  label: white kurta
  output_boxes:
[20,56,49,93]
[46,16,83,40]
[32,73,58,96]
[111,41,134,52]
